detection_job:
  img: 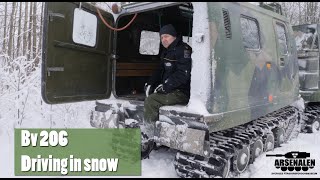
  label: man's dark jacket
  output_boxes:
[147,37,192,98]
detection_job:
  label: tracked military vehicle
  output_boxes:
[293,24,320,134]
[42,2,309,178]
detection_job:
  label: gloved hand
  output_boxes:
[144,83,152,97]
[154,84,166,94]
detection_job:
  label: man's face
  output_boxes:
[161,34,176,48]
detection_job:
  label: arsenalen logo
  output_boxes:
[266,151,316,172]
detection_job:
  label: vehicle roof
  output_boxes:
[121,2,289,23]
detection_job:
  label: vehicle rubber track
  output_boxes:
[174,106,300,178]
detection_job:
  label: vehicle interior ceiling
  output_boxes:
[115,3,193,100]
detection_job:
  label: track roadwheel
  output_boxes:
[304,117,320,133]
[221,158,231,178]
[249,139,263,164]
[232,145,250,174]
[263,133,274,152]
[311,119,320,133]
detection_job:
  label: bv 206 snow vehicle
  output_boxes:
[293,24,320,134]
[42,2,314,178]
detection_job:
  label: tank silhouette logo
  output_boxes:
[266,151,316,172]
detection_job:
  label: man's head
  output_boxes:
[159,24,177,48]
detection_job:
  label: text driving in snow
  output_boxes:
[15,129,141,176]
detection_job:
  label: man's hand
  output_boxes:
[154,84,166,94]
[144,83,152,97]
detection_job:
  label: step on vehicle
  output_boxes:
[42,2,317,178]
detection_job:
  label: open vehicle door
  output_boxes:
[42,2,113,104]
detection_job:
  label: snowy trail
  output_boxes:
[141,148,178,178]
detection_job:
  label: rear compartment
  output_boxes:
[113,3,193,100]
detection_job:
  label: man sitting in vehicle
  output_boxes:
[143,24,192,141]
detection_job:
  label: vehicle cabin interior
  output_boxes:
[114,3,193,100]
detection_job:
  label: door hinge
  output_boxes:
[47,67,64,76]
[49,11,65,22]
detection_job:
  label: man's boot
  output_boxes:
[140,122,155,159]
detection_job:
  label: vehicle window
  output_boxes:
[72,8,97,47]
[139,30,160,55]
[240,16,260,50]
[276,23,288,55]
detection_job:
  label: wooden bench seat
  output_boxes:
[116,62,159,77]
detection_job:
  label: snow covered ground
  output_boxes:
[141,131,320,178]
[1,116,319,178]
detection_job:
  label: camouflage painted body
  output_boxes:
[200,2,300,132]
[293,24,320,102]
